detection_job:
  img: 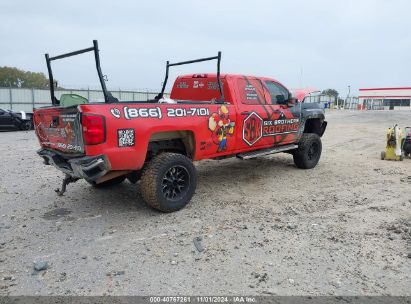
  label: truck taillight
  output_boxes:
[82,114,105,145]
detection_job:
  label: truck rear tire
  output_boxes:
[293,133,322,169]
[88,175,126,188]
[140,153,197,212]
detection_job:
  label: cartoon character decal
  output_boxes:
[208,105,235,152]
[64,122,74,142]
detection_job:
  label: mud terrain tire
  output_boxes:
[293,133,322,169]
[140,153,197,212]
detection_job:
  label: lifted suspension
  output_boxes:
[55,174,79,196]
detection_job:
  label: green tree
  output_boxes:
[0,66,50,88]
[321,88,339,98]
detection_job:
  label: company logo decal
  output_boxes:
[262,117,300,137]
[242,112,263,146]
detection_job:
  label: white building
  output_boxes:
[358,87,411,110]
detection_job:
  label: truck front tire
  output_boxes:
[140,153,197,212]
[293,133,322,169]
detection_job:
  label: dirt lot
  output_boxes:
[0,110,410,296]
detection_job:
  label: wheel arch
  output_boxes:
[147,130,196,160]
[303,117,327,137]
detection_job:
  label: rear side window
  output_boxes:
[264,81,289,104]
[236,78,266,105]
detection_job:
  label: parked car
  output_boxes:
[34,41,327,212]
[0,108,33,130]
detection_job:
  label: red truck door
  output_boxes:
[262,80,301,145]
[234,77,273,150]
[235,77,301,150]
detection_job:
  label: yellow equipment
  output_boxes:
[381,125,404,161]
[403,127,411,157]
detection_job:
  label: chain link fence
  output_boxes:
[303,94,363,110]
[0,87,169,112]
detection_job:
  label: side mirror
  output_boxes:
[287,92,299,106]
[287,98,298,106]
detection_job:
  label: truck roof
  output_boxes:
[170,73,289,103]
[176,73,284,85]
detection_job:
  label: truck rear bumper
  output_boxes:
[38,149,111,181]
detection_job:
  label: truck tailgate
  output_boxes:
[34,106,84,154]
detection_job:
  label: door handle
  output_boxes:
[241,111,251,115]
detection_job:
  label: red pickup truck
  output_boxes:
[34,41,327,212]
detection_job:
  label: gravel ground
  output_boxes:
[0,110,410,296]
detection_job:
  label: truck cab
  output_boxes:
[170,74,325,157]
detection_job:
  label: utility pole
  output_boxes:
[344,85,351,110]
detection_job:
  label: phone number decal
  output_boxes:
[116,106,210,120]
[124,106,162,120]
[167,108,210,117]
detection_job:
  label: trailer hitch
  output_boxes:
[55,174,79,196]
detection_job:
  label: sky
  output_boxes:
[1,0,410,97]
